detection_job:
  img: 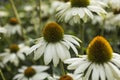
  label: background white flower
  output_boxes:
[109,0,120,10]
[48,73,82,80]
[4,18,22,37]
[56,0,107,25]
[13,65,50,80]
[0,43,30,66]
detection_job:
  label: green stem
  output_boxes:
[100,19,105,36]
[60,61,66,76]
[80,23,85,55]
[38,0,42,36]
[9,0,25,38]
[9,0,21,24]
[0,69,6,80]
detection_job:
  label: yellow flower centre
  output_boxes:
[24,67,36,78]
[70,0,90,7]
[43,22,64,43]
[9,18,18,25]
[87,36,113,64]
[59,75,73,80]
[9,44,19,53]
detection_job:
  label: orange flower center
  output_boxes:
[43,22,64,43]
[9,44,19,53]
[70,0,90,7]
[24,67,36,78]
[87,36,113,64]
[9,18,18,25]
[59,75,73,80]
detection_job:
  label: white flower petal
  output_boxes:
[74,61,91,74]
[17,53,25,60]
[32,65,49,72]
[104,63,114,80]
[84,8,93,19]
[44,44,53,65]
[34,42,47,60]
[98,64,106,80]
[25,44,40,55]
[78,8,85,18]
[64,35,80,46]
[88,6,107,14]
[67,59,86,70]
[52,44,59,67]
[84,63,93,80]
[32,73,49,80]
[60,41,70,49]
[64,58,81,64]
[60,43,71,60]
[91,64,99,80]
[13,74,24,80]
[56,43,68,61]
[111,59,120,68]
[64,39,78,55]
[108,62,120,79]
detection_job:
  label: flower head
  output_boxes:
[59,75,73,80]
[4,18,22,37]
[9,44,19,53]
[87,36,113,63]
[13,65,49,80]
[64,36,120,80]
[0,43,29,66]
[24,67,36,78]
[56,0,107,25]
[47,73,82,80]
[109,0,120,12]
[9,17,18,25]
[43,22,64,43]
[26,22,81,67]
[70,0,90,7]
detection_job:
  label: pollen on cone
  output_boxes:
[9,44,19,53]
[59,75,73,80]
[87,36,113,64]
[70,0,90,7]
[24,67,36,78]
[9,18,18,25]
[43,22,64,43]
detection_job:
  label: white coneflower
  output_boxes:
[65,36,120,80]
[56,0,107,25]
[109,0,120,11]
[4,17,22,37]
[13,65,49,80]
[48,73,82,80]
[26,22,81,67]
[108,0,120,27]
[0,43,29,66]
